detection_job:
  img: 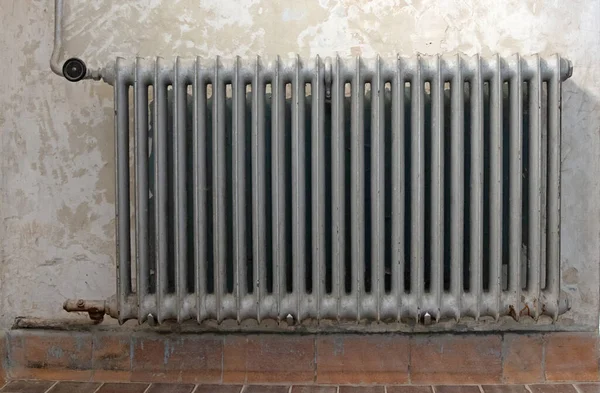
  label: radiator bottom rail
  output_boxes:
[63,291,570,326]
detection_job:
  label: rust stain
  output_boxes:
[508,305,517,320]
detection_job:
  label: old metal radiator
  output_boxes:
[108,54,572,325]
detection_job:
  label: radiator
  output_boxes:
[110,54,572,325]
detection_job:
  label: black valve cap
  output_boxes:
[63,58,87,82]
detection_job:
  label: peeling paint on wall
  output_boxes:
[0,0,598,329]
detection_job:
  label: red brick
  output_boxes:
[146,383,195,393]
[96,383,149,393]
[194,385,243,393]
[545,333,599,381]
[411,334,502,384]
[223,335,315,384]
[8,330,93,380]
[244,386,290,393]
[527,385,578,393]
[93,332,131,370]
[48,381,101,393]
[0,380,55,393]
[434,387,481,393]
[338,387,385,393]
[502,334,544,384]
[131,334,222,383]
[481,386,528,393]
[576,383,600,393]
[92,370,131,383]
[92,332,131,382]
[386,387,433,393]
[292,386,338,393]
[316,335,409,385]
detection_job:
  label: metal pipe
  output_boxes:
[63,298,118,321]
[50,0,64,77]
[51,0,102,81]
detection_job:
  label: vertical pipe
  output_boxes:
[547,55,561,316]
[411,56,425,319]
[292,55,306,320]
[154,58,168,323]
[272,56,286,318]
[470,54,484,320]
[371,56,385,320]
[489,54,503,319]
[312,56,326,318]
[174,57,188,322]
[115,58,131,323]
[213,57,226,322]
[528,55,542,319]
[232,56,247,322]
[135,59,149,322]
[193,57,207,322]
[392,57,405,318]
[351,56,365,320]
[431,55,444,316]
[450,54,464,318]
[331,56,345,318]
[252,56,267,321]
[508,54,522,319]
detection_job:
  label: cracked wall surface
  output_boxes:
[0,0,598,329]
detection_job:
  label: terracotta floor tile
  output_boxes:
[0,381,56,393]
[481,386,528,393]
[338,387,386,393]
[48,381,102,393]
[194,385,243,393]
[96,383,150,393]
[387,387,433,393]
[527,385,578,393]
[434,386,481,393]
[577,384,600,393]
[291,386,338,393]
[146,383,196,393]
[244,386,290,393]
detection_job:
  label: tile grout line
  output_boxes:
[130,334,135,375]
[313,335,317,384]
[91,382,105,393]
[43,381,59,393]
[407,335,412,384]
[500,333,506,384]
[221,336,225,384]
[541,334,547,381]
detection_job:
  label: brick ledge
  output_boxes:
[1,330,598,385]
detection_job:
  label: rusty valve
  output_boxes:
[63,299,108,322]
